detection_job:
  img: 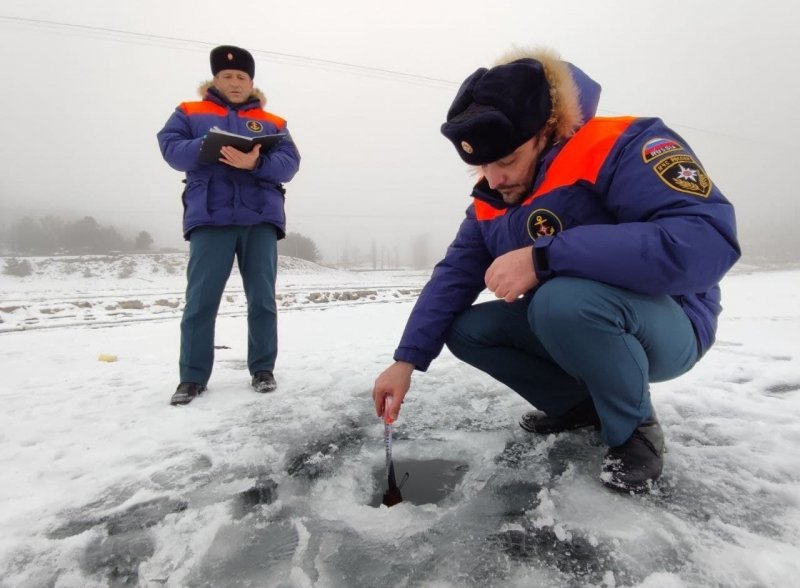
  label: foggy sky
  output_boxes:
[1,0,798,264]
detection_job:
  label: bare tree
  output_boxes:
[278,232,322,263]
[411,233,431,269]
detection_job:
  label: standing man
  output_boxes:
[372,49,739,493]
[158,45,300,406]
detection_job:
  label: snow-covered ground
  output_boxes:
[0,255,427,334]
[1,255,799,587]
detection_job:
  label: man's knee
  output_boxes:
[444,307,479,357]
[530,277,623,341]
[445,302,506,357]
[531,277,591,322]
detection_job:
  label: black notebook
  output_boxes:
[199,126,286,164]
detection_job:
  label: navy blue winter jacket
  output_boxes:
[157,87,300,239]
[395,72,739,371]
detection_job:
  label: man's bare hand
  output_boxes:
[220,143,261,170]
[485,246,539,302]
[372,361,414,422]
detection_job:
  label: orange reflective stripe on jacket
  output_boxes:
[179,101,228,116]
[524,116,636,202]
[474,197,507,221]
[474,116,637,221]
[179,101,287,131]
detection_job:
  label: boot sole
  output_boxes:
[601,476,656,494]
[519,419,600,435]
[170,386,206,406]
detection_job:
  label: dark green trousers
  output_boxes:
[179,224,278,386]
[446,277,698,447]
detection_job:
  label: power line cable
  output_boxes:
[0,14,783,145]
[0,15,458,89]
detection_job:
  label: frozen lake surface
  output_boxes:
[1,255,799,587]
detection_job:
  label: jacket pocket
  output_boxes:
[239,182,270,214]
[185,177,212,220]
[205,177,234,213]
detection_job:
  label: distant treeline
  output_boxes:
[2,215,326,263]
[2,215,153,255]
[277,232,321,263]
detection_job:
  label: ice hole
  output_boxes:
[370,459,468,507]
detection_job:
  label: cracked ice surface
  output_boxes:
[1,257,799,587]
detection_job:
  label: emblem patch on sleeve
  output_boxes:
[653,154,713,197]
[246,120,263,133]
[642,137,683,162]
[526,209,563,241]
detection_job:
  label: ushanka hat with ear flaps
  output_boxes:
[210,45,255,79]
[441,58,552,165]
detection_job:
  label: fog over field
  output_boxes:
[1,1,799,265]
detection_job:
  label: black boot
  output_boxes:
[170,382,206,406]
[519,397,601,434]
[601,418,664,493]
[251,371,277,393]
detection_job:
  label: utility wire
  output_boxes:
[0,14,780,144]
[0,15,458,89]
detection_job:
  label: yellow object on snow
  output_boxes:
[98,354,118,363]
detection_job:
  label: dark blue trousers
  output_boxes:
[179,224,278,386]
[445,277,698,447]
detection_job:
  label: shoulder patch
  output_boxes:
[653,154,713,197]
[239,109,287,130]
[642,137,683,162]
[527,209,563,241]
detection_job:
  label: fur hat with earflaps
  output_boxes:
[441,48,583,165]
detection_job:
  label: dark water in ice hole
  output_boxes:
[369,459,468,507]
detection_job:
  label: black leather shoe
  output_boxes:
[519,397,601,434]
[601,418,664,493]
[251,371,277,393]
[170,382,206,406]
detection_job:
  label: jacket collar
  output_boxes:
[471,140,564,209]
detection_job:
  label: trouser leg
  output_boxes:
[179,226,237,385]
[446,277,698,447]
[237,223,278,375]
[445,297,589,414]
[530,277,698,447]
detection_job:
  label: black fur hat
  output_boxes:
[210,45,255,79]
[441,58,551,165]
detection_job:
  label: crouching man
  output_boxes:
[372,48,739,493]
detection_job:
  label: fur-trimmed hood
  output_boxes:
[198,80,267,108]
[493,47,600,143]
